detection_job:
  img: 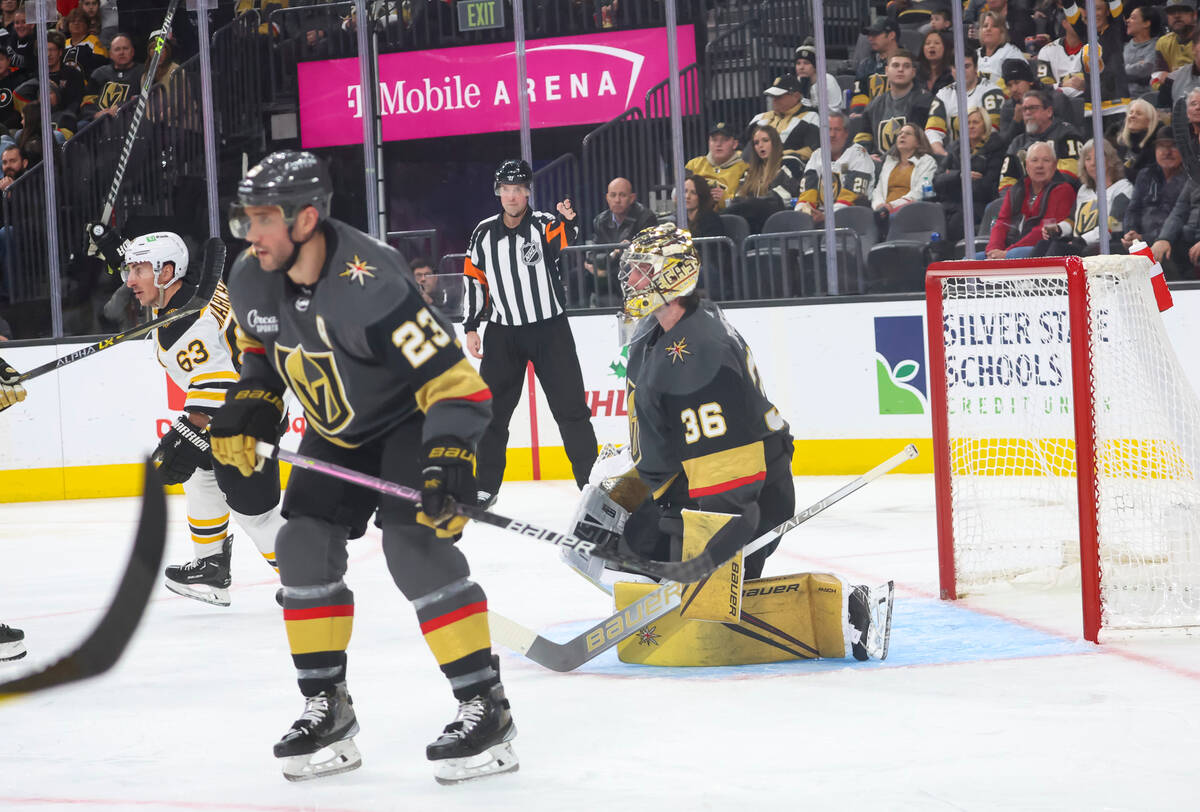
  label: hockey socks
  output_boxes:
[281,581,354,696]
[412,578,496,700]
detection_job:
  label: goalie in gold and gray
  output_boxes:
[562,223,895,667]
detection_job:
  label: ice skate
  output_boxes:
[164,536,232,607]
[848,581,895,661]
[274,683,362,782]
[0,624,26,662]
[427,681,519,784]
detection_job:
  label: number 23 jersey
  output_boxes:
[625,300,789,513]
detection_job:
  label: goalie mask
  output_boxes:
[618,223,700,333]
[121,231,189,290]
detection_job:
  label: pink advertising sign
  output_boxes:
[297,26,696,147]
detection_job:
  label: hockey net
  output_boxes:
[926,255,1200,640]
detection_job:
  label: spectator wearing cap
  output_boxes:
[1157,0,1197,73]
[977,10,1025,81]
[1060,1,1129,127]
[747,72,821,162]
[998,87,1084,194]
[997,57,1080,142]
[1159,26,1200,108]
[851,17,900,114]
[794,38,843,112]
[685,121,748,211]
[1125,4,1165,98]
[853,49,933,159]
[1123,134,1187,258]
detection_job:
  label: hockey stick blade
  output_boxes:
[258,442,735,583]
[489,443,919,671]
[18,238,225,383]
[0,459,166,700]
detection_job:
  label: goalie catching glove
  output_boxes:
[153,415,213,485]
[0,356,27,413]
[417,437,476,539]
[208,381,285,477]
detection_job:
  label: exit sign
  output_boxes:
[457,0,504,31]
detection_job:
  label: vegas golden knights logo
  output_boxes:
[878,117,906,154]
[273,344,355,437]
[97,82,132,110]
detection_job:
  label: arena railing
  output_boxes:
[644,63,705,200]
[213,10,267,147]
[387,228,440,261]
[531,153,581,216]
[580,109,655,229]
[742,228,865,298]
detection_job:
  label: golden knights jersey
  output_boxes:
[228,219,492,449]
[998,120,1083,192]
[154,280,240,417]
[626,300,788,514]
[1062,180,1133,246]
[853,87,933,155]
[684,153,748,211]
[924,79,1006,146]
[797,144,875,209]
[748,103,821,161]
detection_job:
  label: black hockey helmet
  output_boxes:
[229,150,333,238]
[494,158,533,194]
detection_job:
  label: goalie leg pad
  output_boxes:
[560,484,632,579]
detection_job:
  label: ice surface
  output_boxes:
[2,475,1199,810]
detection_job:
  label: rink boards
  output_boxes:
[2,292,1199,501]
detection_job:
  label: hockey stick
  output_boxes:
[86,0,184,255]
[1173,96,1200,186]
[487,443,919,672]
[17,238,225,383]
[256,442,754,583]
[0,460,166,701]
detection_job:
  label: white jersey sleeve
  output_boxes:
[154,281,240,416]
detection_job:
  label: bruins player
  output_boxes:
[118,232,285,606]
[212,151,517,785]
[565,224,894,663]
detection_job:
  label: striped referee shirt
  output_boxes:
[463,208,577,331]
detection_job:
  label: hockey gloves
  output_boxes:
[417,437,476,539]
[154,415,213,485]
[86,222,127,273]
[209,382,286,477]
[0,357,27,413]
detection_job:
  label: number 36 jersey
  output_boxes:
[227,218,492,449]
[154,279,240,417]
[625,300,789,516]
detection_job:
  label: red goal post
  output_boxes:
[925,255,1200,642]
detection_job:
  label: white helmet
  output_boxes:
[121,232,189,289]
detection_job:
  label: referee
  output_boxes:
[464,159,597,507]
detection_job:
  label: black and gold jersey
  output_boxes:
[228,218,492,449]
[998,120,1083,192]
[853,86,933,155]
[626,300,789,518]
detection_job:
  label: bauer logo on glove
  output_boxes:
[416,436,477,539]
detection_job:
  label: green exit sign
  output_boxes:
[458,0,505,31]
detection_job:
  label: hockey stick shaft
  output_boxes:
[89,0,183,246]
[0,460,166,700]
[18,238,225,383]
[488,443,919,671]
[256,442,739,583]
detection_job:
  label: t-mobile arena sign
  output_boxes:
[296,26,695,147]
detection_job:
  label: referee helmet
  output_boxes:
[494,159,533,194]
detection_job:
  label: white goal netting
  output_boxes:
[939,256,1200,630]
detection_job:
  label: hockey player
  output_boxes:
[213,150,517,784]
[565,224,893,661]
[117,231,285,606]
[0,356,26,413]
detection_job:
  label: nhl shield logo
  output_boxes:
[521,240,542,266]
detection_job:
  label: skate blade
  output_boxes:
[281,738,362,782]
[0,642,27,662]
[164,580,231,607]
[433,741,519,785]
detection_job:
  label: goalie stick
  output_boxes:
[17,238,225,384]
[87,0,184,255]
[0,460,166,701]
[256,442,751,583]
[487,443,919,672]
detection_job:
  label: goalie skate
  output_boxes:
[427,682,519,785]
[0,624,27,662]
[274,683,362,782]
[848,581,895,661]
[164,537,232,607]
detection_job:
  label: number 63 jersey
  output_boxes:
[155,279,241,416]
[625,300,790,514]
[226,218,492,449]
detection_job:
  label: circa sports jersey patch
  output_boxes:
[665,338,691,364]
[340,255,377,286]
[520,241,542,265]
